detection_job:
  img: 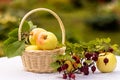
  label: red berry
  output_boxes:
[85,52,92,60]
[57,67,62,73]
[92,56,98,61]
[68,73,76,80]
[68,73,72,78]
[83,65,89,75]
[92,53,98,61]
[108,48,114,52]
[104,58,109,65]
[76,60,80,63]
[63,74,67,79]
[72,55,80,63]
[79,66,84,72]
[62,64,68,70]
[72,56,77,61]
[93,53,99,57]
[71,73,75,80]
[91,66,96,73]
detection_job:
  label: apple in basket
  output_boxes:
[36,31,58,50]
[25,45,39,50]
[29,28,46,45]
[96,52,117,73]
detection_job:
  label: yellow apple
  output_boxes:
[36,31,58,50]
[96,52,117,73]
[29,28,46,45]
[25,45,39,50]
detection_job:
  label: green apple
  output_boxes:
[36,31,58,50]
[96,52,117,73]
[25,45,39,50]
[29,28,46,45]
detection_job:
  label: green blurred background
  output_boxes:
[0,0,120,56]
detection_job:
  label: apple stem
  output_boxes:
[43,35,47,40]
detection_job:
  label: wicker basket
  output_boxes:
[18,8,66,73]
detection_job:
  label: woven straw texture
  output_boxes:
[21,47,66,73]
[18,8,66,73]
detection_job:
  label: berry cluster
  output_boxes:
[52,38,119,80]
[56,51,111,80]
[56,53,98,80]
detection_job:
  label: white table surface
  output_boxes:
[0,56,120,80]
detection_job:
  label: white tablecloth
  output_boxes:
[0,56,120,80]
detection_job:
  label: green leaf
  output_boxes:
[8,28,18,38]
[22,21,30,32]
[50,62,60,70]
[4,41,25,58]
[111,44,119,51]
[103,38,111,43]
[3,37,18,49]
[28,21,37,30]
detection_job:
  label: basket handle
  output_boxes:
[18,8,65,45]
